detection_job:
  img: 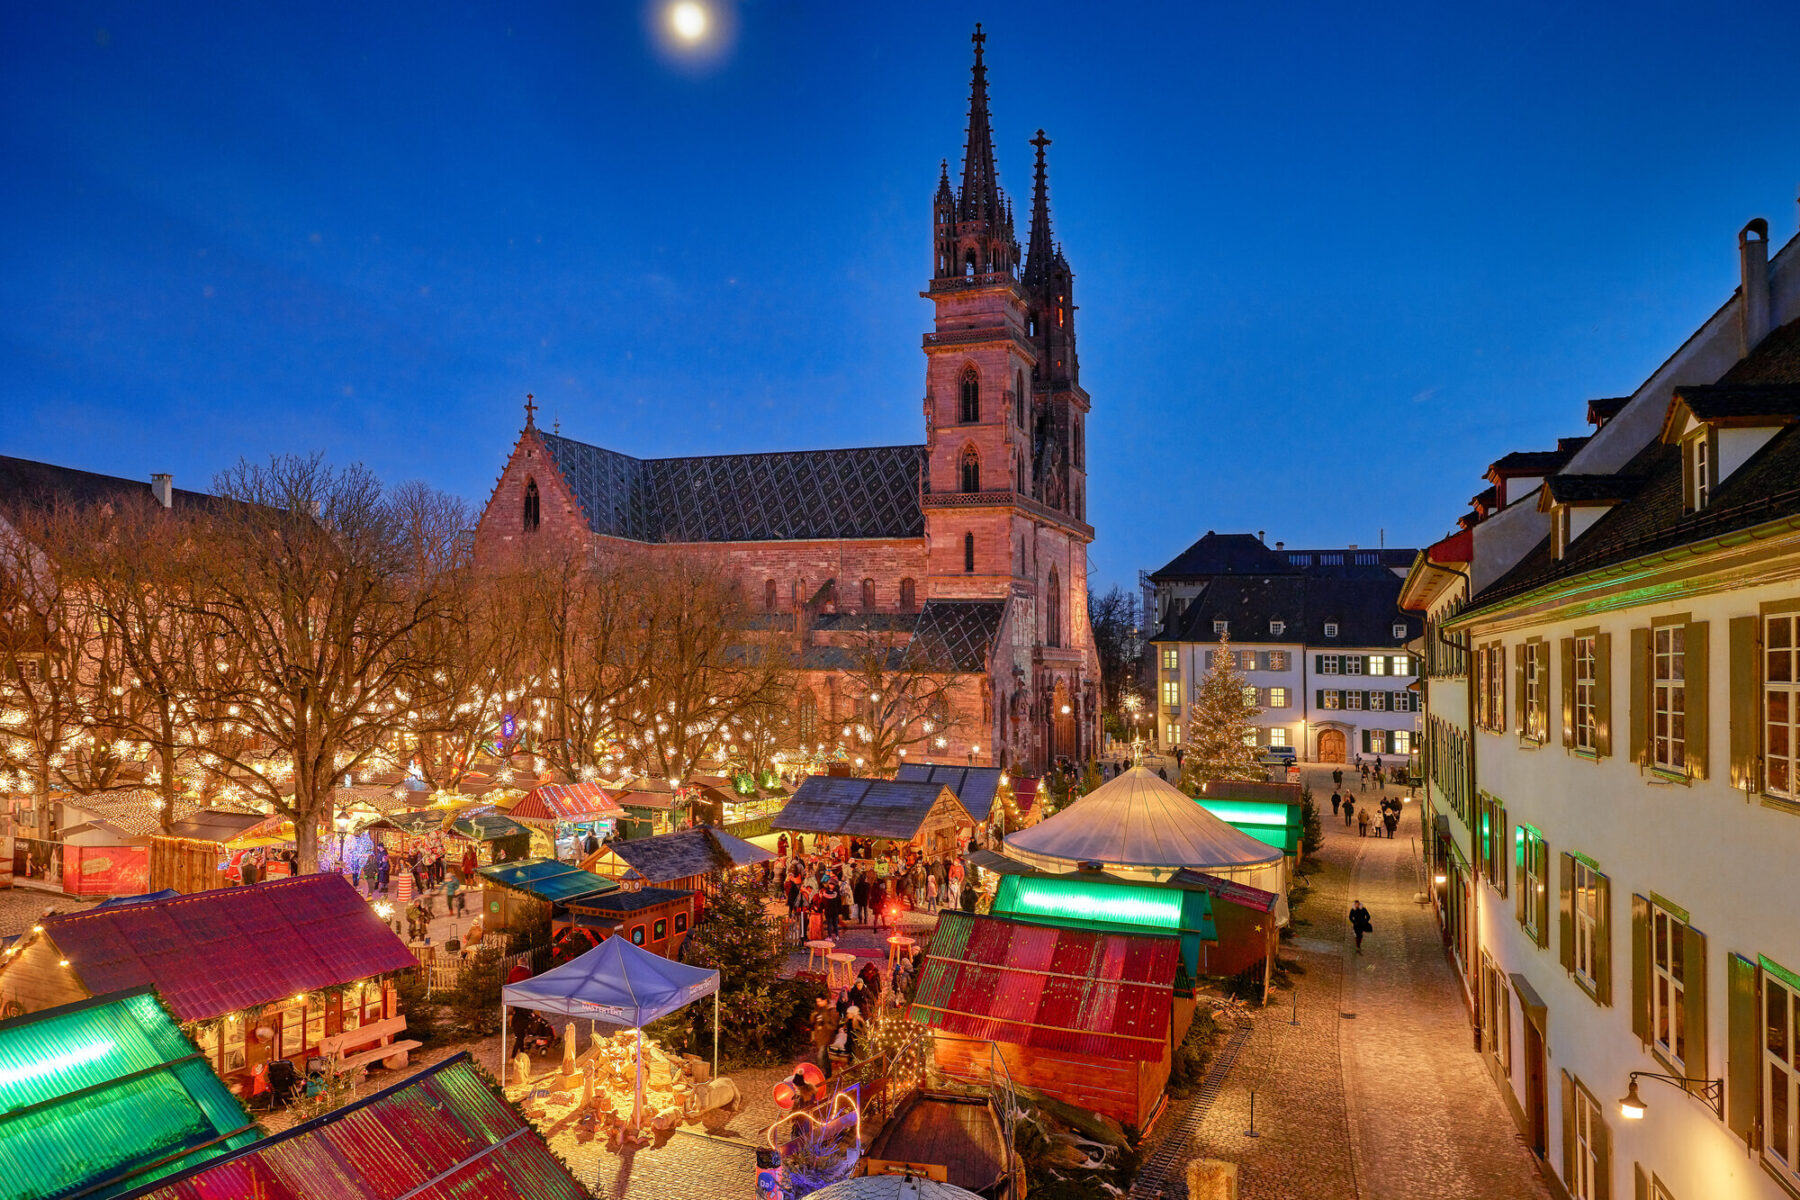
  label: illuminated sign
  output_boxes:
[1007,877,1183,929]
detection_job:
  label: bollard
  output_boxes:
[1244,1089,1260,1138]
[1289,988,1300,1026]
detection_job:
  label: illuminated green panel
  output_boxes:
[1193,800,1295,827]
[1007,876,1183,929]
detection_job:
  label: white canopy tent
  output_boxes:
[1002,765,1289,901]
[501,935,721,1128]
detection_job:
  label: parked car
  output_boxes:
[1259,745,1297,765]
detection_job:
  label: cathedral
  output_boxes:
[472,27,1099,774]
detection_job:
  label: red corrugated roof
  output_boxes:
[509,781,625,823]
[40,873,416,1022]
[131,1054,589,1200]
[910,911,1178,1061]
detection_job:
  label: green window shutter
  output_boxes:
[1594,873,1613,1007]
[1630,894,1651,1043]
[1536,840,1551,948]
[1560,637,1576,748]
[1682,925,1707,1101]
[1514,645,1527,733]
[1595,632,1613,758]
[1629,628,1651,766]
[1515,833,1527,926]
[1726,953,1759,1146]
[1685,620,1709,779]
[1561,1070,1577,1191]
[1362,690,1371,709]
[1559,853,1576,972]
[1729,615,1758,789]
[1316,689,1325,708]
[1315,654,1325,673]
[1362,729,1371,753]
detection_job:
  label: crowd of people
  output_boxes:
[763,831,979,943]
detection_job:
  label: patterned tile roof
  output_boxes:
[131,1054,589,1200]
[903,600,1006,671]
[541,432,926,543]
[773,777,974,840]
[909,910,1179,1061]
[34,874,415,1022]
[895,764,1003,821]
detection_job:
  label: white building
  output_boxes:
[1146,533,1422,762]
[1404,210,1800,1200]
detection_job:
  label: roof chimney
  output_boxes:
[1740,218,1771,356]
[1257,530,1266,544]
[1275,541,1284,551]
[150,474,173,509]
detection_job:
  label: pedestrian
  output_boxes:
[925,872,940,913]
[461,844,477,882]
[1359,762,1369,792]
[375,844,390,896]
[1342,796,1355,827]
[1349,900,1373,951]
[853,870,870,924]
[445,869,465,914]
[870,876,888,931]
[1333,767,1343,789]
[1330,790,1343,817]
[1374,755,1384,776]
[1357,807,1371,837]
[1384,807,1400,839]
[810,998,840,1075]
[360,851,379,896]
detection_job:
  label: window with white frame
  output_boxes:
[1393,729,1412,754]
[1524,640,1547,741]
[1322,690,1341,710]
[1369,692,1388,712]
[1478,643,1506,731]
[1269,687,1288,708]
[1571,860,1600,990]
[1239,651,1257,671]
[1395,692,1416,713]
[1320,655,1341,675]
[1650,903,1687,1070]
[1394,623,1408,639]
[1369,656,1387,676]
[1653,625,1687,772]
[1161,647,1178,670]
[1213,619,1228,635]
[1269,651,1289,670]
[1764,964,1800,1183]
[1161,680,1180,709]
[1242,729,1258,745]
[1767,611,1799,798]
[1571,1082,1602,1200]
[1346,691,1363,710]
[1242,685,1258,706]
[1521,829,1547,942]
[1368,729,1387,753]
[1269,728,1288,747]
[1347,656,1363,676]
[1324,622,1339,638]
[1574,635,1597,752]
[1166,723,1181,745]
[1270,620,1285,636]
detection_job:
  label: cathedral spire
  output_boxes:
[1023,129,1055,286]
[958,24,1003,225]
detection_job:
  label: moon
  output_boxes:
[669,1,708,42]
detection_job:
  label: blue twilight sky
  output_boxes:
[4,2,1799,593]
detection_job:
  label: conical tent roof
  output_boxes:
[1003,766,1284,874]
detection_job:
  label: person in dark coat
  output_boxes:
[852,871,871,924]
[1342,796,1356,827]
[1330,790,1343,817]
[1349,900,1373,952]
[375,844,391,895]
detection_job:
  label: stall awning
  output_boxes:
[510,782,625,825]
[503,934,718,1026]
[452,812,530,842]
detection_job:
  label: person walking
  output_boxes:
[853,870,870,925]
[1342,796,1356,828]
[1383,805,1400,839]
[1357,807,1371,837]
[1330,790,1343,818]
[1358,762,1369,792]
[1349,900,1373,952]
[1332,767,1344,789]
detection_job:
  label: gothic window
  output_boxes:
[764,579,777,612]
[1073,416,1084,468]
[899,577,917,612]
[861,578,875,611]
[961,368,980,423]
[1015,371,1026,426]
[964,249,977,277]
[522,478,541,533]
[964,532,975,574]
[797,691,818,743]
[823,579,838,610]
[960,445,981,493]
[1046,567,1062,648]
[1017,451,1027,491]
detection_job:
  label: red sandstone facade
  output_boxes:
[472,28,1099,774]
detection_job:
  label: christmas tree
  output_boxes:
[1181,632,1265,790]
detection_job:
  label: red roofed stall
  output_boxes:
[508,781,627,861]
[909,910,1190,1126]
[0,873,419,1093]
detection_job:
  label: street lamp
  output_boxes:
[1618,1070,1723,1120]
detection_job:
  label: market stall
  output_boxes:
[772,777,976,859]
[476,857,619,934]
[555,886,696,960]
[150,809,272,893]
[452,810,533,864]
[585,825,773,894]
[501,934,721,1129]
[508,781,625,861]
[607,776,684,839]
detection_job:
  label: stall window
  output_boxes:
[654,919,668,941]
[675,912,688,933]
[341,991,362,1033]
[279,1004,303,1059]
[224,1021,246,1073]
[194,1022,222,1073]
[632,925,647,945]
[305,999,326,1050]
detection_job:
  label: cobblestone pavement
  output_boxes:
[1154,765,1551,1200]
[0,882,98,938]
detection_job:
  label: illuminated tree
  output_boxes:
[1180,632,1264,789]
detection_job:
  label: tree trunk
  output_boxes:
[292,773,322,875]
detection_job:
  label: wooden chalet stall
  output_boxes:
[0,873,418,1092]
[475,857,618,934]
[583,825,773,895]
[773,776,976,857]
[910,910,1187,1128]
[149,809,272,893]
[557,886,696,960]
[508,781,625,862]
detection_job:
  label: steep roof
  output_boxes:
[1149,531,1296,581]
[894,764,1003,821]
[509,781,625,824]
[0,456,217,518]
[1153,573,1419,648]
[131,1054,589,1200]
[903,599,1006,671]
[773,777,975,840]
[540,431,926,544]
[909,910,1179,1061]
[29,874,415,1022]
[597,826,772,884]
[0,989,259,1200]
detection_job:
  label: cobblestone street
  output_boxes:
[1154,765,1552,1199]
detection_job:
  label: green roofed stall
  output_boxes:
[0,987,260,1200]
[477,857,619,933]
[1193,797,1304,855]
[991,873,1215,989]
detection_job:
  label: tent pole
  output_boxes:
[499,1002,508,1088]
[634,1027,645,1131]
[712,990,719,1080]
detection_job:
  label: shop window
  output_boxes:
[675,912,688,933]
[654,918,667,941]
[632,925,646,946]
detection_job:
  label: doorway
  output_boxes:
[1523,1020,1548,1156]
[1319,729,1347,762]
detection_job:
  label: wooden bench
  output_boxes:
[320,1015,421,1075]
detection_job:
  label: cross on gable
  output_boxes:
[972,23,984,51]
[524,393,537,427]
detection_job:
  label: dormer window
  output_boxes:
[1213,620,1228,636]
[1393,623,1408,639]
[1684,431,1714,512]
[1270,620,1286,636]
[1661,383,1800,513]
[1324,622,1340,638]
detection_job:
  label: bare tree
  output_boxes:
[831,628,965,774]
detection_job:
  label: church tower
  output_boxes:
[922,26,1097,768]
